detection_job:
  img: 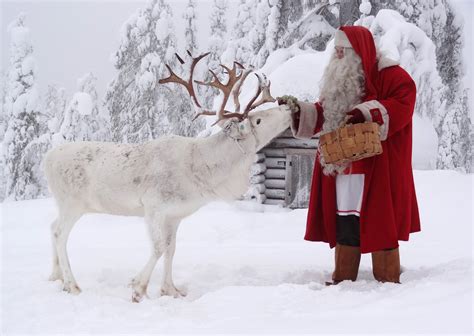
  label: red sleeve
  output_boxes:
[378,67,417,138]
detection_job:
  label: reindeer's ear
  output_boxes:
[222,118,251,140]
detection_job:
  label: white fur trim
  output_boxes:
[334,30,352,48]
[353,100,389,141]
[378,56,399,71]
[291,101,318,139]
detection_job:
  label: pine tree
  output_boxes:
[106,0,203,142]
[221,0,256,66]
[0,70,7,141]
[155,1,206,137]
[77,73,110,141]
[3,13,43,200]
[0,70,7,201]
[209,0,228,70]
[437,88,472,172]
[281,0,305,25]
[263,0,283,64]
[105,0,161,143]
[58,82,95,143]
[183,0,198,55]
[199,0,229,111]
[249,0,271,67]
[245,0,335,67]
[43,84,66,136]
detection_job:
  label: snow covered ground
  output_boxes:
[1,170,472,334]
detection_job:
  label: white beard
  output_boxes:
[318,48,365,175]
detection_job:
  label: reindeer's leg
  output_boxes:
[49,218,63,281]
[160,217,186,298]
[55,210,83,294]
[130,211,165,302]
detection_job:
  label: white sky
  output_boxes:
[1,0,239,97]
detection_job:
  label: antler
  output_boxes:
[158,50,210,113]
[240,73,276,119]
[196,68,276,125]
[194,61,245,123]
[232,68,253,113]
[159,51,276,125]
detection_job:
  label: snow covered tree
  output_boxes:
[43,84,66,136]
[221,0,256,66]
[248,0,271,67]
[281,0,304,25]
[0,70,7,201]
[247,0,284,68]
[106,0,203,142]
[203,0,229,108]
[105,1,161,143]
[77,73,110,141]
[265,0,283,55]
[57,72,110,144]
[0,70,7,141]
[154,3,205,137]
[208,0,228,70]
[3,13,43,201]
[231,0,256,41]
[242,0,335,67]
[437,88,472,172]
[358,0,373,19]
[337,0,363,25]
[58,86,95,143]
[183,0,199,55]
[435,1,462,106]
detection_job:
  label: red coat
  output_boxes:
[304,27,421,253]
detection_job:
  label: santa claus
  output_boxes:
[278,26,421,284]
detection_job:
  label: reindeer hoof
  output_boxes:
[129,279,148,302]
[131,290,144,303]
[63,283,81,295]
[160,285,187,298]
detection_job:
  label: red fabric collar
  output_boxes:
[339,26,379,101]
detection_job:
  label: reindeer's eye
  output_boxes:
[256,118,262,125]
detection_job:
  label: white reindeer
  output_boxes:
[44,52,292,302]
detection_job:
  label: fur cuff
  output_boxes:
[353,100,389,141]
[291,101,318,139]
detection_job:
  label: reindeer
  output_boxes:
[44,52,292,302]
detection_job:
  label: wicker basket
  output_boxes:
[319,122,383,165]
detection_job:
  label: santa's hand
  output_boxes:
[346,108,365,124]
[276,95,300,114]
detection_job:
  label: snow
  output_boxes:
[359,0,372,15]
[155,12,171,41]
[265,47,330,101]
[412,114,438,169]
[71,92,93,116]
[21,55,35,75]
[1,170,472,333]
[137,70,156,92]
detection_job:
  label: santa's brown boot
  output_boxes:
[326,244,361,285]
[372,248,401,283]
